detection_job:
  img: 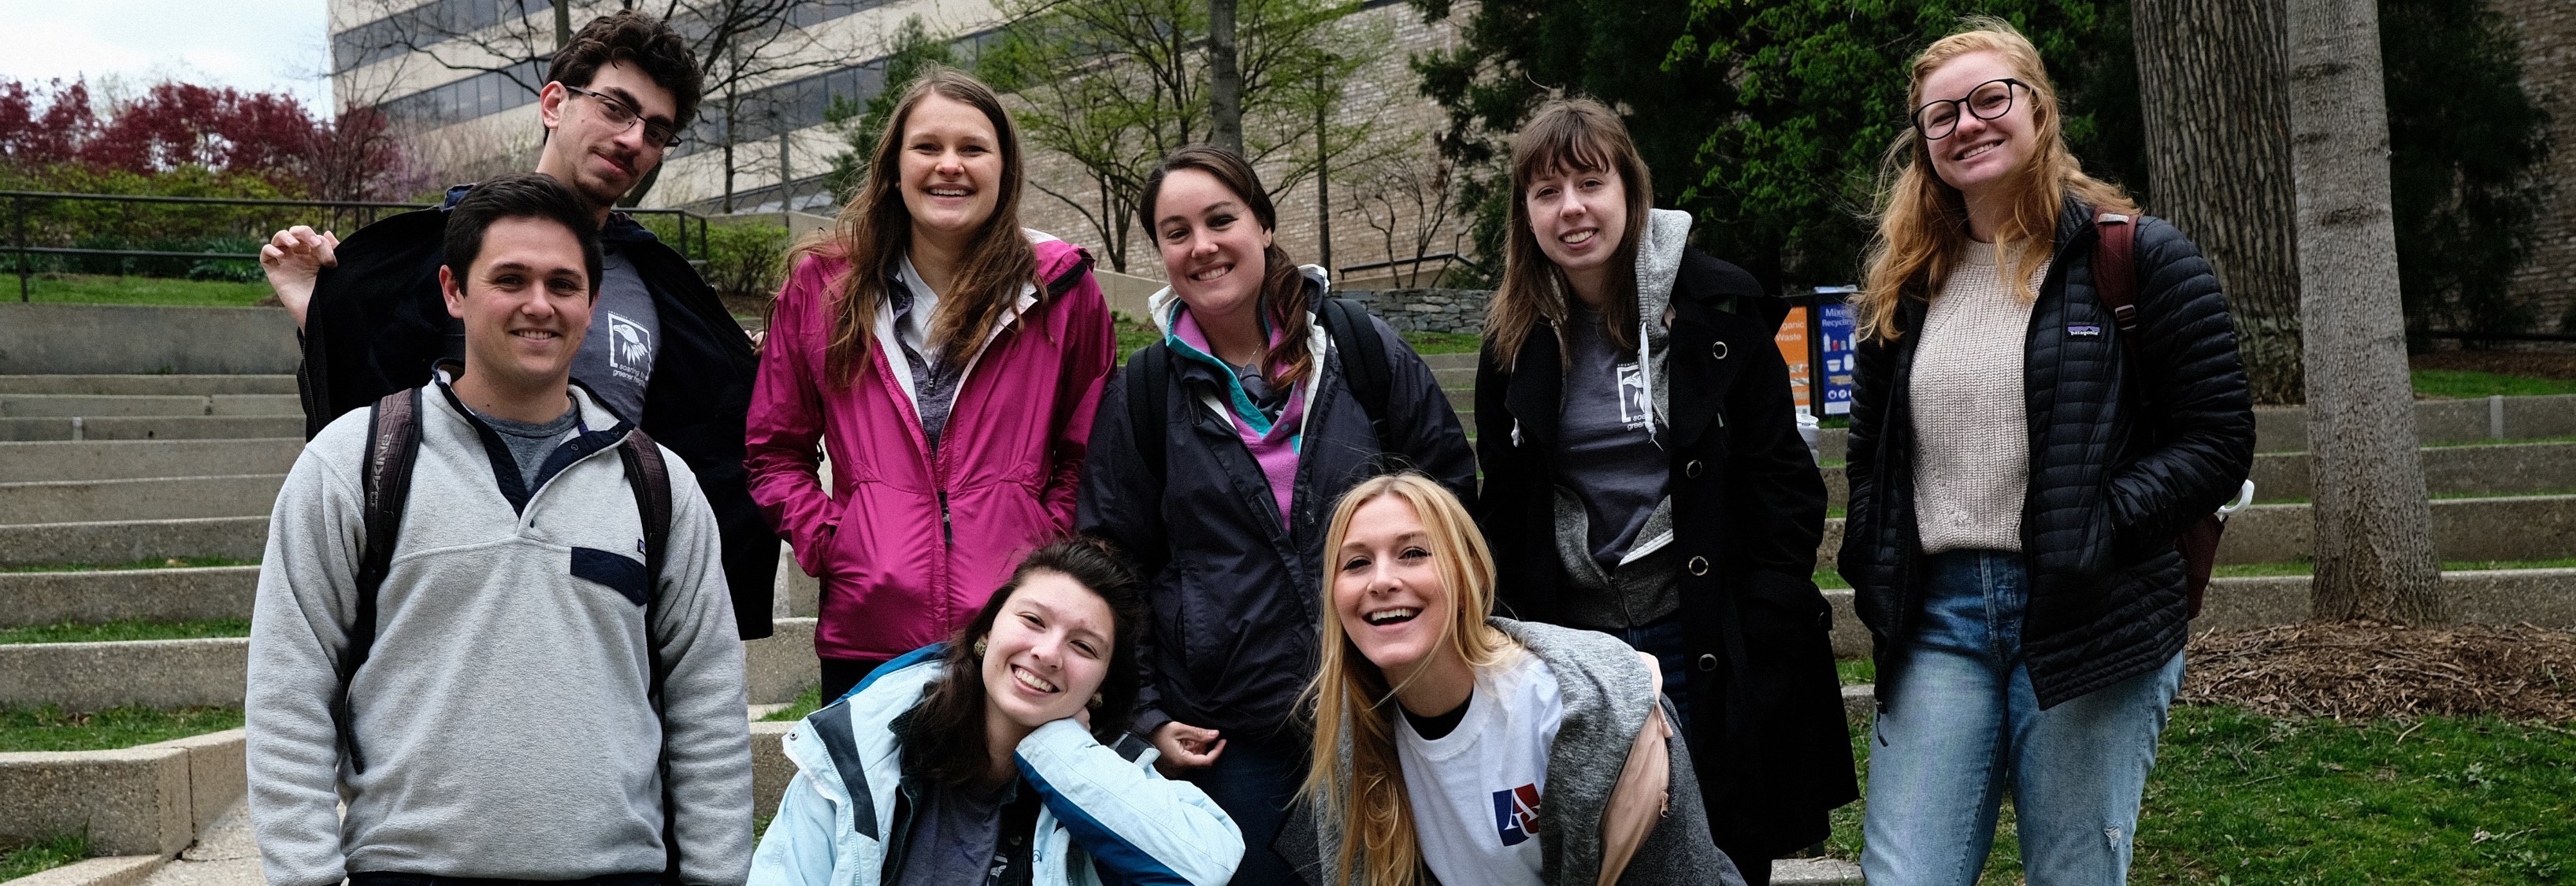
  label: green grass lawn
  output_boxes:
[763,685,824,722]
[0,832,91,882]
[10,273,273,307]
[2413,369,2576,399]
[0,557,253,575]
[0,704,243,752]
[1821,705,2576,884]
[0,619,251,644]
[1401,331,1481,354]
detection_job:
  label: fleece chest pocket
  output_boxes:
[570,547,651,606]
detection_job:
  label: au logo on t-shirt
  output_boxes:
[1492,784,1542,846]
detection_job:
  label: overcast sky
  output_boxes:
[0,1,334,109]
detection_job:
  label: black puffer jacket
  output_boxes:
[1838,199,2255,708]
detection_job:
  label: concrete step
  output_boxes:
[1774,857,1864,885]
[1433,365,1475,390]
[0,615,816,713]
[6,855,168,886]
[2198,568,2576,629]
[1817,437,2576,510]
[1824,569,2576,662]
[2218,494,2576,564]
[0,516,268,567]
[0,415,307,442]
[0,474,287,524]
[0,732,242,859]
[2256,393,2576,452]
[0,438,303,483]
[0,566,258,628]
[0,375,298,396]
[0,393,302,418]
[2249,439,2576,501]
[1419,351,1475,371]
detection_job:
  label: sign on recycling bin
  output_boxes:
[1817,297,1855,416]
[1775,287,1858,417]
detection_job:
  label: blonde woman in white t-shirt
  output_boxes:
[1285,473,1746,886]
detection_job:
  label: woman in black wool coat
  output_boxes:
[1469,98,1856,886]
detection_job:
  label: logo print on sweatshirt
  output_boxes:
[1493,784,1542,847]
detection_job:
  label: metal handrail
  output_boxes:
[6,190,712,302]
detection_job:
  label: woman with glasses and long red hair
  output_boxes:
[1839,19,2253,884]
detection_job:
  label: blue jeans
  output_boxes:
[1861,550,2184,886]
[1606,612,1691,742]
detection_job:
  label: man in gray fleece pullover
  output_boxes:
[246,175,752,886]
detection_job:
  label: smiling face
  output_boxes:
[1153,167,1274,328]
[896,94,1005,249]
[536,62,676,212]
[978,571,1116,732]
[1331,495,1461,681]
[1918,50,2037,206]
[443,216,595,391]
[1523,162,1628,297]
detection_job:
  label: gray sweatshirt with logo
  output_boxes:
[245,381,752,886]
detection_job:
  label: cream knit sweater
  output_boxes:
[1910,239,2049,554]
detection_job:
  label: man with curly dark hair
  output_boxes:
[259,11,780,640]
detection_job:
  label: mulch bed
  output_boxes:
[2411,350,2576,380]
[2182,621,2576,721]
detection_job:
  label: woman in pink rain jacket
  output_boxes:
[745,69,1114,700]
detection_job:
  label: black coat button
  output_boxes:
[1685,459,1704,478]
[1711,341,1729,360]
[1687,556,1710,576]
[1697,654,1719,672]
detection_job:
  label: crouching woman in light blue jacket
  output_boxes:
[751,538,1244,886]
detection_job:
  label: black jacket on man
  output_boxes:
[1837,200,2255,710]
[1078,289,1477,738]
[296,185,778,639]
[1473,247,1857,861]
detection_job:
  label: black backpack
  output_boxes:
[1123,297,1396,482]
[332,386,681,878]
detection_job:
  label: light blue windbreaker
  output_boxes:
[749,644,1245,886]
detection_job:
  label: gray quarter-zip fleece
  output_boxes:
[246,380,752,886]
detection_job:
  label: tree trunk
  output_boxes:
[1209,0,1243,154]
[1315,91,1331,275]
[555,2,573,52]
[2286,0,2447,623]
[2132,0,2306,405]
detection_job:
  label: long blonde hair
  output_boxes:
[1299,473,1518,886]
[1483,98,1653,371]
[1854,17,2135,343]
[792,67,1041,384]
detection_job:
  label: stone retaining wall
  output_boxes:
[1338,287,1492,335]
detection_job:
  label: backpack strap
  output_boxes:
[340,387,423,774]
[1127,343,1174,486]
[612,430,678,884]
[1318,297,1394,454]
[2094,212,2140,332]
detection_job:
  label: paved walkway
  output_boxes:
[140,802,262,886]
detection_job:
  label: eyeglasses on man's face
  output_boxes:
[565,84,682,150]
[1913,78,2026,141]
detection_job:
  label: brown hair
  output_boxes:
[1136,146,1316,390]
[796,68,1041,385]
[891,537,1149,789]
[547,11,703,131]
[1485,98,1654,372]
[1854,17,2136,343]
[1298,473,1519,886]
